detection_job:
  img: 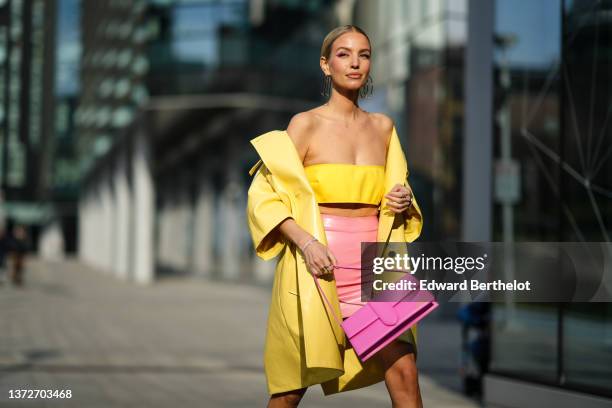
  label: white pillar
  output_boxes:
[114,151,131,280]
[193,173,214,278]
[220,174,245,280]
[159,179,190,272]
[132,129,154,285]
[78,192,87,263]
[101,179,115,273]
[220,138,248,281]
[39,221,65,260]
[176,180,191,271]
[253,257,275,284]
[157,190,169,267]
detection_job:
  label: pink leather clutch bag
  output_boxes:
[312,271,438,363]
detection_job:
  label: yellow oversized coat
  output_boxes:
[246,126,423,396]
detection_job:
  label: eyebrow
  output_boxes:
[336,46,371,52]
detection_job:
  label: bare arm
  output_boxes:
[277,218,314,252]
[276,113,337,277]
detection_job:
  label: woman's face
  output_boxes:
[321,31,371,93]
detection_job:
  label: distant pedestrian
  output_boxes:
[9,225,29,287]
[0,227,8,285]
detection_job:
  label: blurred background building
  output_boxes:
[0,0,57,242]
[0,0,609,406]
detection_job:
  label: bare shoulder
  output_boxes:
[286,112,316,161]
[369,112,395,147]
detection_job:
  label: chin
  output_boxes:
[342,83,363,91]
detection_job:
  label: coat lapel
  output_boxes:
[378,126,408,243]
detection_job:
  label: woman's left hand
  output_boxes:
[384,183,414,214]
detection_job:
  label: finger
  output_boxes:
[316,259,330,273]
[385,196,403,205]
[326,249,337,267]
[389,194,412,205]
[391,183,404,191]
[319,264,331,275]
[308,264,319,276]
[385,191,404,198]
[313,263,325,276]
[387,203,407,212]
[386,190,410,199]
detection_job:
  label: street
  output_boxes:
[0,259,481,407]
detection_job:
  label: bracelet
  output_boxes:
[299,237,318,253]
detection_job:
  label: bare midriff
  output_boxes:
[318,203,379,217]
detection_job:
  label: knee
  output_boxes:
[387,358,419,386]
[269,388,306,407]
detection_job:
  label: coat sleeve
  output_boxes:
[246,163,294,260]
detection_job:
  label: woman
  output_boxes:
[247,25,424,407]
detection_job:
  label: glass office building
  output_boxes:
[76,0,149,173]
[0,0,58,241]
[486,0,612,405]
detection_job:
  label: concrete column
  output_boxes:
[193,167,214,277]
[462,0,494,242]
[253,257,275,284]
[39,221,65,260]
[220,179,242,280]
[114,151,131,280]
[93,188,103,269]
[157,187,169,268]
[176,178,191,271]
[220,156,245,280]
[77,192,87,263]
[159,177,190,272]
[101,178,115,273]
[87,192,96,266]
[132,129,154,285]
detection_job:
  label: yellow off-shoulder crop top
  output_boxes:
[304,163,385,205]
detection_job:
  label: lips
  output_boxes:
[347,74,362,79]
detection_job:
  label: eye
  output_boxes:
[361,54,371,59]
[337,52,348,57]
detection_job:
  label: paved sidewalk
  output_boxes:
[0,259,481,407]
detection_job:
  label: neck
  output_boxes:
[325,87,361,123]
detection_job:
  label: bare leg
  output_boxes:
[378,340,423,408]
[267,387,307,408]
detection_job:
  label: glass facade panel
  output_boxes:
[491,0,561,382]
[561,0,612,393]
[356,0,467,241]
[491,0,612,396]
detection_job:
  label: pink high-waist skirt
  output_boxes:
[321,213,377,319]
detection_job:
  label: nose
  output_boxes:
[351,55,360,68]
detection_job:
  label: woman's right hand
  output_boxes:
[300,239,337,277]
